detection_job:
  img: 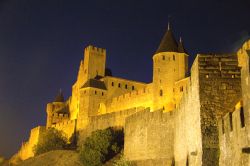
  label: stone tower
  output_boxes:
[46,90,68,128]
[69,45,107,120]
[152,24,188,111]
[82,45,106,83]
[76,46,107,130]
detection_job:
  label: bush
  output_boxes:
[79,127,124,166]
[33,128,67,155]
[113,154,132,166]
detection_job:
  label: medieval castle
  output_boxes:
[16,24,249,166]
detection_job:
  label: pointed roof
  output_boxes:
[54,90,64,102]
[178,37,186,53]
[155,23,178,54]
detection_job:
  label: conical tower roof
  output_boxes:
[54,89,64,102]
[178,37,186,53]
[155,24,178,54]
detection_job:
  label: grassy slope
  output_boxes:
[16,150,83,166]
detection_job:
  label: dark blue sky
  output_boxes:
[0,0,250,158]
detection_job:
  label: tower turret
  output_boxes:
[152,24,188,111]
[82,45,106,85]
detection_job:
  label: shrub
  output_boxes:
[33,128,67,155]
[113,154,132,166]
[79,127,124,166]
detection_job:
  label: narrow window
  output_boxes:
[222,118,225,134]
[125,84,128,89]
[84,69,87,74]
[102,92,104,96]
[206,74,209,78]
[173,55,175,61]
[160,89,163,96]
[111,82,114,86]
[162,55,165,60]
[118,83,121,88]
[180,86,183,92]
[95,91,97,95]
[186,155,189,166]
[229,112,233,131]
[240,107,245,128]
[132,86,135,90]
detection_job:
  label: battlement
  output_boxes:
[52,120,76,140]
[198,54,241,79]
[51,119,75,128]
[106,84,153,113]
[218,101,248,165]
[52,113,69,118]
[84,45,106,54]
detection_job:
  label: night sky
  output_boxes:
[0,0,250,158]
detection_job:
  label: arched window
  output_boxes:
[132,86,135,90]
[173,55,175,61]
[118,83,121,88]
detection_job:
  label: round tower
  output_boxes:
[152,23,188,111]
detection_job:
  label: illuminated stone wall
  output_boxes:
[102,76,147,100]
[52,120,76,141]
[198,54,242,166]
[17,126,46,160]
[174,57,202,166]
[77,107,144,145]
[218,102,249,165]
[238,40,250,136]
[219,40,250,166]
[105,83,153,113]
[124,109,175,165]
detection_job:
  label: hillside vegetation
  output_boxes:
[15,150,83,166]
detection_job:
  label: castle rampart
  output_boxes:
[124,109,175,166]
[17,126,46,160]
[52,120,76,141]
[174,56,202,166]
[105,83,153,113]
[78,107,144,144]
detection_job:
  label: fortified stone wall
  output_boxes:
[17,126,46,160]
[219,102,249,165]
[77,107,144,144]
[124,109,175,166]
[237,41,250,141]
[174,57,202,166]
[102,76,147,100]
[105,84,153,113]
[52,120,76,141]
[219,40,250,166]
[198,54,242,166]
